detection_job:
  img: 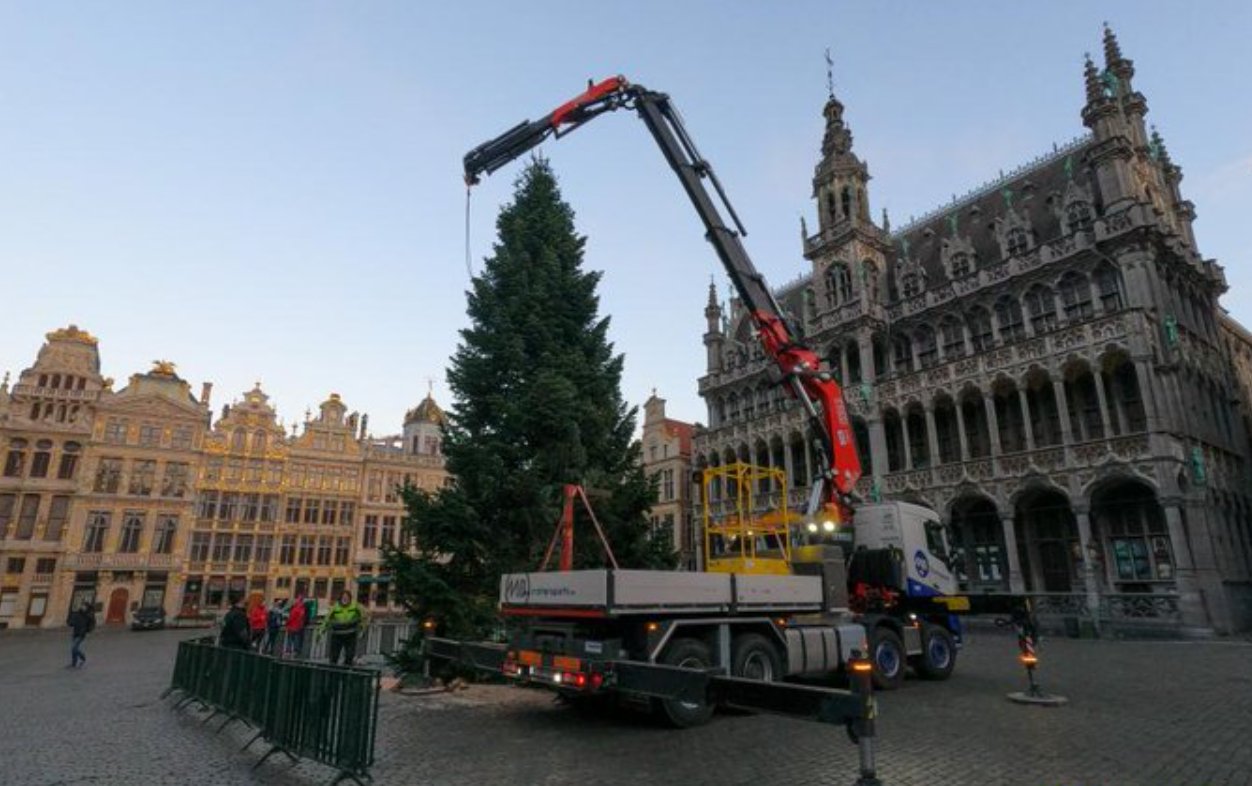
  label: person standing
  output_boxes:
[321,591,368,666]
[66,601,96,669]
[264,599,287,655]
[284,593,307,658]
[247,599,267,650]
[218,595,251,650]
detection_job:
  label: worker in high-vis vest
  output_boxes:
[321,590,369,666]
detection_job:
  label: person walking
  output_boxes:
[218,595,251,650]
[66,601,95,669]
[247,598,267,650]
[264,599,287,656]
[321,590,368,666]
[284,593,307,659]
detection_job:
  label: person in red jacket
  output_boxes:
[247,599,267,650]
[284,593,307,658]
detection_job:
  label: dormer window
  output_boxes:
[1066,201,1094,233]
[1005,228,1031,257]
[901,272,922,299]
[949,251,974,279]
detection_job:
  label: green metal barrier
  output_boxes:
[164,638,381,785]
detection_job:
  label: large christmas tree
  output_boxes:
[388,158,674,640]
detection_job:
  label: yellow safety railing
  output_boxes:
[701,462,801,575]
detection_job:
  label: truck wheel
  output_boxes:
[656,637,716,728]
[870,627,906,691]
[914,625,957,680]
[731,633,782,682]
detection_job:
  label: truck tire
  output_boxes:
[656,637,716,728]
[913,625,957,680]
[870,627,906,691]
[731,633,783,682]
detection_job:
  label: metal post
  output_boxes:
[849,652,883,786]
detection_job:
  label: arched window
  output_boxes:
[1094,264,1124,312]
[253,430,268,453]
[1059,272,1094,321]
[231,428,246,452]
[968,307,994,352]
[840,187,852,220]
[827,263,853,305]
[916,326,939,369]
[1025,286,1058,333]
[1066,201,1094,233]
[995,297,1026,343]
[1005,227,1031,257]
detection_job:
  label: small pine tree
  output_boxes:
[387,158,675,642]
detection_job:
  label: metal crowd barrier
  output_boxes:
[163,638,382,785]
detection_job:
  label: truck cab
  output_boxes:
[852,501,958,598]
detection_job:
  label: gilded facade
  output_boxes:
[0,327,103,627]
[694,28,1252,633]
[1,333,449,628]
[63,363,209,624]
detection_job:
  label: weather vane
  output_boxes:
[824,48,835,98]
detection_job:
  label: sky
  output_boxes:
[1,1,1249,434]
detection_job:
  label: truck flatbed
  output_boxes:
[499,569,824,617]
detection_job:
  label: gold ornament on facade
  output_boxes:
[46,324,99,345]
[150,360,178,378]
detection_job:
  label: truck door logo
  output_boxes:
[504,575,530,603]
[913,550,930,578]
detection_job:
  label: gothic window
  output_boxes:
[1025,285,1058,333]
[253,430,268,453]
[231,429,246,452]
[827,263,853,305]
[893,335,914,373]
[826,191,838,224]
[1066,201,1094,233]
[968,308,994,352]
[1094,264,1124,312]
[949,251,974,279]
[900,272,922,299]
[862,260,880,302]
[1005,227,1031,258]
[916,327,939,369]
[941,318,966,359]
[1059,272,1094,321]
[995,297,1025,343]
[840,187,852,220]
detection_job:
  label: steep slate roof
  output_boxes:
[885,135,1098,299]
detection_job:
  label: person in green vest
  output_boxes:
[321,590,368,666]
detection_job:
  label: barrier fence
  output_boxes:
[164,638,382,785]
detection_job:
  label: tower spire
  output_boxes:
[824,47,835,99]
[1102,22,1124,68]
[1083,53,1103,104]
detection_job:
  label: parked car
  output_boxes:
[131,606,166,631]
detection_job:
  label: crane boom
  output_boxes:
[463,76,862,516]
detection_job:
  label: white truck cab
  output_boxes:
[852,501,958,598]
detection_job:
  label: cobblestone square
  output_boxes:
[2,627,1249,786]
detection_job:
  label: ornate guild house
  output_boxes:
[693,28,1252,634]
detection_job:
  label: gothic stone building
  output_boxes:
[693,28,1252,634]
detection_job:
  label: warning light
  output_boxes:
[1020,654,1038,666]
[646,622,660,633]
[421,618,436,630]
[822,520,837,533]
[850,660,873,674]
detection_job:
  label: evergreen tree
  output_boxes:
[387,158,674,641]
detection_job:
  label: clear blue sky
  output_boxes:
[2,2,1249,432]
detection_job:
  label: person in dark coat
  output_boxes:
[67,601,96,668]
[218,595,251,650]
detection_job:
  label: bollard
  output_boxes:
[1006,611,1067,707]
[848,651,883,786]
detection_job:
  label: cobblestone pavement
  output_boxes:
[2,626,1250,786]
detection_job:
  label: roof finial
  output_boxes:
[1102,21,1124,67]
[426,377,435,398]
[824,47,835,98]
[1083,53,1103,104]
[881,207,890,233]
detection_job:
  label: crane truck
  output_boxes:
[428,76,1037,730]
